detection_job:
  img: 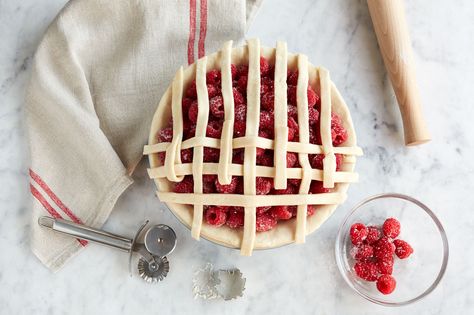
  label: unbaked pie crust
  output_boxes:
[144,39,362,255]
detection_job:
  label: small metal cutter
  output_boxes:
[38,216,177,283]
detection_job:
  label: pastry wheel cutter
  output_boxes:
[38,216,177,283]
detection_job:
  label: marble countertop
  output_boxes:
[1,0,473,314]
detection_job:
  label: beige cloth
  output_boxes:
[26,0,262,271]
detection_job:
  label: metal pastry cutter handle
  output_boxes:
[38,216,134,252]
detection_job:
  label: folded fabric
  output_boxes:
[26,0,263,271]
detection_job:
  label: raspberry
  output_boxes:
[307,205,317,216]
[350,223,368,245]
[256,206,271,215]
[393,239,414,259]
[311,113,348,146]
[186,81,197,98]
[233,87,245,105]
[237,75,248,93]
[256,212,277,232]
[382,218,401,238]
[307,85,320,107]
[309,181,331,194]
[184,123,196,139]
[206,69,221,85]
[206,120,223,138]
[232,149,244,164]
[203,174,217,183]
[331,119,348,146]
[267,66,275,79]
[376,275,396,295]
[261,91,274,110]
[287,104,298,118]
[260,57,270,76]
[157,127,173,142]
[287,70,298,85]
[205,206,227,227]
[309,128,319,144]
[210,96,224,118]
[234,103,247,121]
[233,120,246,137]
[351,244,374,261]
[173,176,194,193]
[377,256,394,275]
[230,64,238,78]
[235,177,244,194]
[260,85,270,96]
[269,206,292,220]
[260,110,274,130]
[286,152,298,167]
[287,116,299,131]
[310,153,343,171]
[308,107,319,125]
[373,237,396,261]
[287,85,297,105]
[365,226,382,245]
[215,176,239,194]
[354,261,378,282]
[203,180,216,193]
[260,77,274,95]
[256,151,274,167]
[181,149,193,163]
[258,129,273,139]
[207,84,220,98]
[256,147,266,159]
[286,85,318,107]
[188,100,199,123]
[287,178,301,187]
[331,112,342,124]
[288,206,298,217]
[256,177,273,195]
[226,208,244,229]
[287,117,299,141]
[287,127,297,142]
[182,97,193,114]
[203,147,220,162]
[309,154,322,169]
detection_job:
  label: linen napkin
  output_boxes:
[26,0,263,271]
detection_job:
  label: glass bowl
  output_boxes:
[335,193,449,306]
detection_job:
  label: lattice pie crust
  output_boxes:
[144,39,362,255]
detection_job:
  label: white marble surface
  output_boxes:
[1,0,473,313]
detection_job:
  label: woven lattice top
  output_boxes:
[144,39,362,255]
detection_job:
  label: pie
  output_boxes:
[144,39,362,255]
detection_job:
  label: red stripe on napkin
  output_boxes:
[187,0,197,64]
[30,184,88,247]
[29,169,85,226]
[197,0,207,58]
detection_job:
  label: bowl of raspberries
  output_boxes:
[335,193,449,306]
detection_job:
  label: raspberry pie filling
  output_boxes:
[144,39,362,255]
[158,62,347,231]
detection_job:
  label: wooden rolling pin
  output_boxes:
[367,0,430,146]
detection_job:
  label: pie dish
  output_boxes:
[144,39,362,255]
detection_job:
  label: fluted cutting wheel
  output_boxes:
[137,256,169,283]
